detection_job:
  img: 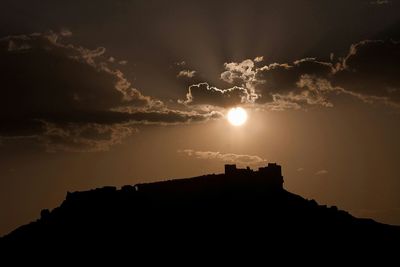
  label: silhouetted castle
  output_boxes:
[224,163,283,189]
[133,163,285,195]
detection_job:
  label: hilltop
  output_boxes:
[2,163,399,254]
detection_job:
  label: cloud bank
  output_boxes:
[0,31,221,151]
[181,39,400,110]
[2,31,399,152]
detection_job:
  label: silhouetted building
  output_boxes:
[258,163,282,179]
[224,163,284,189]
[224,164,237,175]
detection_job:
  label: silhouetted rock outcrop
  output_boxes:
[1,163,399,257]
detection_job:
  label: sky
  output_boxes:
[1,0,400,235]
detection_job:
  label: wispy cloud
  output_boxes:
[178,149,266,166]
[179,82,258,107]
[315,170,328,175]
[177,70,196,78]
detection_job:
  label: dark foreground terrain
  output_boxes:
[2,164,399,257]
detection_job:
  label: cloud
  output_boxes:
[370,0,390,5]
[298,74,397,108]
[60,28,72,37]
[178,149,267,165]
[176,61,186,66]
[276,75,334,108]
[41,122,137,153]
[218,57,333,109]
[177,70,196,78]
[252,59,334,104]
[191,39,400,110]
[254,56,264,63]
[315,170,328,175]
[3,32,399,151]
[333,39,400,107]
[179,82,258,108]
[221,59,257,85]
[0,32,221,152]
[263,40,400,109]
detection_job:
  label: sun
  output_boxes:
[227,107,248,126]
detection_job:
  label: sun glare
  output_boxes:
[227,107,248,126]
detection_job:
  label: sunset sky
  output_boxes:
[1,0,400,235]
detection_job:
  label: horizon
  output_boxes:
[1,0,400,236]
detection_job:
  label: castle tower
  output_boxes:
[225,164,237,175]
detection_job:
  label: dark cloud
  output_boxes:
[271,74,335,109]
[0,32,221,151]
[186,39,400,110]
[333,40,400,106]
[253,59,333,104]
[40,122,137,153]
[256,40,400,108]
[0,32,152,114]
[263,59,333,88]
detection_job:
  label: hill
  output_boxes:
[2,163,399,256]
